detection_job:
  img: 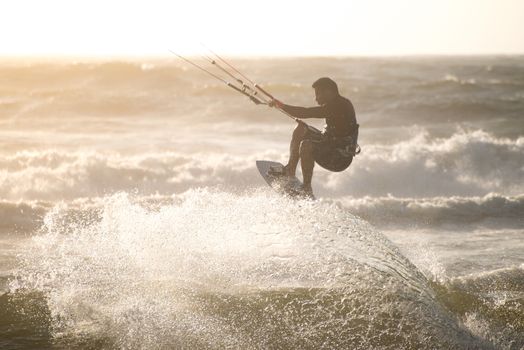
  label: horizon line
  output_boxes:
[1,52,524,61]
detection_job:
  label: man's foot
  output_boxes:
[301,184,313,194]
[296,184,315,199]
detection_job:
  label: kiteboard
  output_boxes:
[256,160,314,199]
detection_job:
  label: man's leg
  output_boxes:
[299,140,315,193]
[285,123,308,176]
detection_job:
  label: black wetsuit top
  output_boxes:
[280,95,357,138]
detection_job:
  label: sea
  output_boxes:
[0,55,523,349]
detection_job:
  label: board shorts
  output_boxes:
[305,126,354,172]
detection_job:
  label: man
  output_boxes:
[269,77,359,197]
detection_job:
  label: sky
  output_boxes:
[1,0,523,57]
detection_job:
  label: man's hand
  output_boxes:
[268,99,284,109]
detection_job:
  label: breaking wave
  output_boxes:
[325,129,524,197]
[2,129,522,198]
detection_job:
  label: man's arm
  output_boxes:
[279,104,328,119]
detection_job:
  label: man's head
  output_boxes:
[312,77,339,105]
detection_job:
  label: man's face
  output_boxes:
[314,88,331,105]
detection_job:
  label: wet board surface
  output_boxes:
[256,160,312,198]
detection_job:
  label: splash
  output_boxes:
[10,190,488,349]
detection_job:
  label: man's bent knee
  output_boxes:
[292,123,308,140]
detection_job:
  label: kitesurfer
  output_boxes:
[170,51,359,198]
[269,77,359,197]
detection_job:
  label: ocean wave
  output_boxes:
[336,193,524,228]
[325,129,524,197]
[0,201,49,233]
[2,57,524,129]
[0,60,183,89]
[3,192,522,235]
[1,130,522,203]
[0,150,260,201]
[9,191,488,349]
[435,265,524,349]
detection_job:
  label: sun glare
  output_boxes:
[1,0,523,56]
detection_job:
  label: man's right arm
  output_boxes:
[278,103,328,119]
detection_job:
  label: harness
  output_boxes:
[306,123,361,159]
[327,124,361,158]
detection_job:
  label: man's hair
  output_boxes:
[312,77,339,94]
